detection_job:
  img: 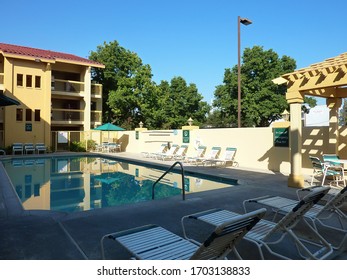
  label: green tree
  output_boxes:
[159,77,210,128]
[89,41,210,129]
[89,41,155,128]
[210,46,316,127]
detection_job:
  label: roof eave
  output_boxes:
[1,52,55,64]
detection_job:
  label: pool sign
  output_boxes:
[25,123,32,131]
[274,128,289,147]
[183,130,190,143]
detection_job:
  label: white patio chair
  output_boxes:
[182,186,333,260]
[205,147,238,167]
[243,185,347,251]
[12,143,23,155]
[100,208,266,260]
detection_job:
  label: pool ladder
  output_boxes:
[152,161,186,201]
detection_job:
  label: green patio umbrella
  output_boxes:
[94,122,125,142]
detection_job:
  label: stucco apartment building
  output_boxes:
[0,43,104,149]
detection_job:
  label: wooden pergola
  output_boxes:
[273,52,347,188]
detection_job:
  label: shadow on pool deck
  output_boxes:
[0,152,346,260]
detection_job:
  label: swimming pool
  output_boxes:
[1,155,236,213]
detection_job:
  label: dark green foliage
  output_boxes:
[209,46,316,127]
[69,141,86,152]
[89,41,210,129]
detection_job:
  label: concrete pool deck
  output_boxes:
[0,152,346,260]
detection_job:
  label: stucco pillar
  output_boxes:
[288,102,305,188]
[135,123,148,153]
[326,98,342,154]
[182,120,200,156]
[83,67,91,131]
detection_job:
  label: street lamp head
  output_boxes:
[281,109,290,122]
[187,117,193,126]
[240,18,252,25]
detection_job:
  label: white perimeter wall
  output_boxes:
[108,126,347,176]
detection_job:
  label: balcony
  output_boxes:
[91,83,102,97]
[51,78,102,100]
[91,110,102,124]
[51,109,102,125]
[51,109,84,124]
[52,79,85,97]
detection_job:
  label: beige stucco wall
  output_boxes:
[125,127,291,173]
[3,57,50,146]
[111,125,347,176]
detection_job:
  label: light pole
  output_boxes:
[237,16,252,128]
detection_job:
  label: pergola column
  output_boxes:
[287,95,305,188]
[326,97,342,154]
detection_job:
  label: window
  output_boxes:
[17,74,23,86]
[16,108,23,121]
[34,184,40,197]
[34,109,40,121]
[26,75,32,87]
[26,109,32,121]
[35,76,41,88]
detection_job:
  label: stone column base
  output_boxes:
[288,174,305,188]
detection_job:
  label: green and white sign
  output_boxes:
[183,130,190,143]
[274,128,289,147]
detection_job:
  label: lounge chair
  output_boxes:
[24,143,35,154]
[173,145,188,160]
[309,156,345,187]
[205,147,237,167]
[12,143,23,155]
[244,185,347,251]
[182,186,333,259]
[184,146,207,164]
[35,143,47,154]
[156,144,180,160]
[100,208,266,260]
[322,153,340,163]
[193,146,222,165]
[141,143,167,158]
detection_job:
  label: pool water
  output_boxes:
[1,156,235,213]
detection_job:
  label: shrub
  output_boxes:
[70,141,86,152]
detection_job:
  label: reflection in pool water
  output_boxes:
[1,156,235,213]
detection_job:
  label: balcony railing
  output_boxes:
[91,110,102,123]
[51,78,102,97]
[91,83,102,96]
[52,79,84,96]
[51,109,102,123]
[51,109,84,123]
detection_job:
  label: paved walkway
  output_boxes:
[0,152,345,260]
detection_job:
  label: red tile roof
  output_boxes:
[0,42,104,67]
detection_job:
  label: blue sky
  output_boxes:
[2,0,346,105]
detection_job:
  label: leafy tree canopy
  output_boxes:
[210,46,316,127]
[89,40,210,129]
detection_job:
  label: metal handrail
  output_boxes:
[152,161,186,200]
